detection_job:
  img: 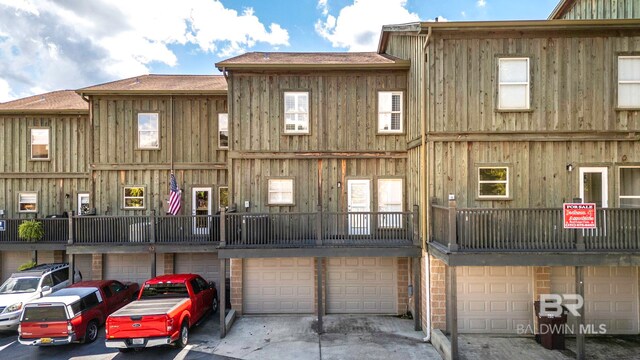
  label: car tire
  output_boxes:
[176,321,189,348]
[212,297,219,314]
[83,320,99,344]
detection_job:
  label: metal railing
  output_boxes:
[430,200,640,252]
[74,216,153,244]
[0,218,68,243]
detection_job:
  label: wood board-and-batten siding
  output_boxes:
[89,95,228,215]
[560,0,640,19]
[0,114,90,218]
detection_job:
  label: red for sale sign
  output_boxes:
[563,203,597,229]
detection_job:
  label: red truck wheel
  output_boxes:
[176,321,189,348]
[83,320,99,344]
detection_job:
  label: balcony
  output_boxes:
[0,218,68,250]
[429,201,640,266]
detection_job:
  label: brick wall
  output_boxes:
[430,256,447,330]
[421,250,428,333]
[230,258,243,314]
[163,253,174,275]
[533,266,551,299]
[53,250,64,263]
[398,257,409,315]
[91,253,103,280]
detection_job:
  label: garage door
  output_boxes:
[75,254,93,281]
[326,257,397,314]
[175,253,221,283]
[1,251,32,281]
[244,258,314,314]
[551,266,638,334]
[457,266,533,334]
[104,254,151,285]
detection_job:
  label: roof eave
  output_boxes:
[76,90,228,96]
[417,19,640,32]
[0,109,88,115]
[215,62,411,71]
[548,0,575,20]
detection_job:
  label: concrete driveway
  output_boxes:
[215,315,440,360]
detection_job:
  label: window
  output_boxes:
[478,167,509,198]
[620,167,640,208]
[18,192,38,213]
[378,179,403,228]
[190,279,202,295]
[618,56,640,108]
[284,92,309,134]
[30,128,50,160]
[498,58,530,110]
[378,92,403,133]
[77,193,90,215]
[138,113,159,149]
[102,286,113,298]
[218,113,229,148]
[51,269,69,286]
[268,178,294,205]
[195,277,209,291]
[123,186,145,209]
[41,274,53,288]
[110,281,125,294]
[219,186,229,209]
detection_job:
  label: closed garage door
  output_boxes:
[457,266,533,334]
[175,253,220,283]
[244,258,314,314]
[1,251,32,281]
[327,257,397,314]
[75,254,93,281]
[551,266,638,334]
[104,254,151,285]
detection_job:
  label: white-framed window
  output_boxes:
[378,92,403,133]
[478,167,509,198]
[77,193,90,215]
[218,113,229,149]
[618,56,640,109]
[18,192,38,213]
[218,186,229,209]
[268,178,294,205]
[284,92,309,134]
[619,167,640,208]
[378,178,403,228]
[123,186,146,209]
[30,128,50,160]
[137,113,159,149]
[498,58,530,110]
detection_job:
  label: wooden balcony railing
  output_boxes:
[430,200,640,252]
[0,218,69,244]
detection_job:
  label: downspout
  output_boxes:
[421,26,432,342]
[81,94,96,213]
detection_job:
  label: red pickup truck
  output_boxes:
[18,280,140,346]
[105,274,217,352]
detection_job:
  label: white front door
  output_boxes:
[579,167,608,207]
[347,179,371,235]
[192,187,212,235]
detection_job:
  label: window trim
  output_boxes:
[218,186,229,210]
[618,165,640,207]
[266,177,295,206]
[616,55,640,110]
[18,191,38,213]
[476,165,512,200]
[377,91,405,134]
[218,113,229,149]
[29,127,51,161]
[122,185,147,210]
[136,112,160,150]
[77,192,90,215]
[282,90,311,135]
[497,57,531,111]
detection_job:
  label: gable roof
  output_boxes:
[549,0,576,19]
[0,90,87,115]
[216,52,410,71]
[77,74,227,96]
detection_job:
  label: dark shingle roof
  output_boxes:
[0,90,87,114]
[78,74,227,95]
[216,52,410,70]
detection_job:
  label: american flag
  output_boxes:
[168,173,182,215]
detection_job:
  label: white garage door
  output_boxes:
[104,254,151,285]
[551,266,638,334]
[175,253,220,283]
[244,258,314,314]
[74,254,93,281]
[1,251,32,281]
[457,266,533,334]
[326,257,397,314]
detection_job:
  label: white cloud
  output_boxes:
[0,78,12,102]
[317,0,328,15]
[0,0,290,100]
[315,0,420,52]
[477,0,486,7]
[461,11,466,18]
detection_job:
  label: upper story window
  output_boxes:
[218,113,229,149]
[498,58,530,110]
[268,178,294,205]
[30,128,50,160]
[284,92,309,134]
[18,192,38,213]
[378,92,403,133]
[138,113,159,149]
[619,167,640,208]
[478,166,509,199]
[123,186,145,209]
[618,56,640,109]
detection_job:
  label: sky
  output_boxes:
[0,0,560,102]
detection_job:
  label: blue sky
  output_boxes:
[0,0,560,102]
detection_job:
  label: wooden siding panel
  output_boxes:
[561,0,638,19]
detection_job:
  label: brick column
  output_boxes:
[533,266,551,334]
[421,250,429,332]
[430,256,447,330]
[397,257,409,315]
[91,253,103,280]
[53,250,65,263]
[163,253,174,275]
[313,258,326,314]
[230,258,243,314]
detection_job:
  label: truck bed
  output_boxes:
[109,298,188,317]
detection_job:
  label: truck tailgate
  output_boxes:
[107,298,189,339]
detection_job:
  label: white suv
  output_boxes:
[0,263,82,331]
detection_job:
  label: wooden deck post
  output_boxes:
[150,210,156,278]
[220,258,227,338]
[447,265,459,360]
[316,205,323,246]
[67,211,75,245]
[413,205,420,247]
[575,266,585,360]
[448,198,459,251]
[316,257,324,334]
[220,208,226,247]
[573,198,586,251]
